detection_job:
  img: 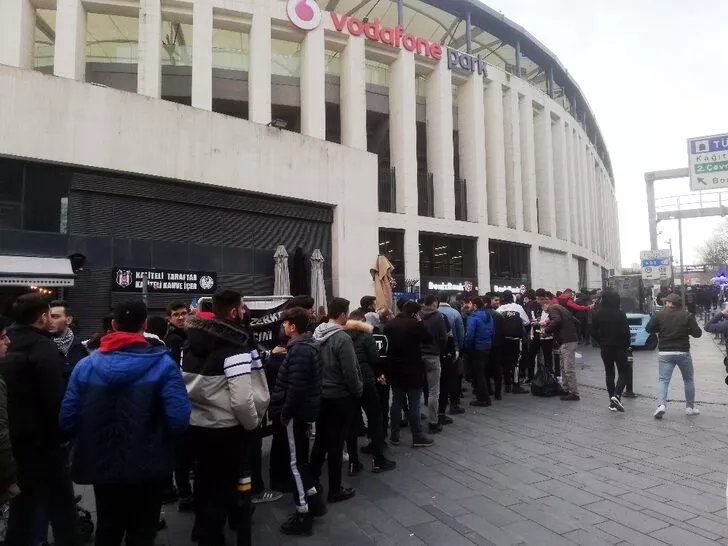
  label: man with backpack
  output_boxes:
[465,297,495,406]
[497,291,530,394]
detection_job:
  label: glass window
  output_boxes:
[272,38,301,77]
[379,229,405,280]
[419,233,476,278]
[86,13,139,64]
[212,28,249,71]
[161,22,193,66]
[325,49,341,77]
[489,240,530,284]
[34,9,56,69]
[0,160,23,230]
[365,59,389,88]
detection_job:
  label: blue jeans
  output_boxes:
[658,353,695,408]
[390,387,423,436]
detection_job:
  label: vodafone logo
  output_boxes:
[287,0,322,31]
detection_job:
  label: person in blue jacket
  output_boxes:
[464,297,495,407]
[60,299,190,546]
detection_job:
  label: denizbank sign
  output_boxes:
[287,0,487,77]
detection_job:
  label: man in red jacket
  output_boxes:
[557,289,594,314]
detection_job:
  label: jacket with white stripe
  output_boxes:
[182,315,269,431]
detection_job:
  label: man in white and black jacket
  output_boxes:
[182,290,269,546]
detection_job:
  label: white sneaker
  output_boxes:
[608,404,618,412]
[686,406,700,416]
[654,405,666,419]
[610,396,625,413]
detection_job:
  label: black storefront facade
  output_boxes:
[0,156,333,338]
[488,240,531,293]
[419,233,478,296]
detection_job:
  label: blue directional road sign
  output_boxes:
[688,132,728,191]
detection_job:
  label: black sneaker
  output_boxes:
[470,399,491,407]
[428,423,443,434]
[622,391,638,398]
[438,414,454,425]
[348,461,363,477]
[560,393,580,401]
[280,510,313,536]
[610,396,625,412]
[412,434,434,447]
[372,458,397,474]
[308,491,327,518]
[449,405,466,415]
[389,432,400,445]
[328,487,355,503]
[178,494,194,512]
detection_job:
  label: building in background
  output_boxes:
[0,0,620,332]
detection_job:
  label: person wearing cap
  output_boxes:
[646,293,702,419]
[60,299,191,545]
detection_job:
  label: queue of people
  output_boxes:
[0,282,712,545]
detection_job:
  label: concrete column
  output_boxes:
[519,96,537,233]
[551,118,570,241]
[426,59,455,220]
[300,25,326,139]
[457,73,487,224]
[389,50,419,282]
[503,87,523,230]
[534,108,556,237]
[249,12,271,125]
[389,49,417,217]
[589,154,597,255]
[574,132,585,247]
[191,2,213,110]
[581,141,591,251]
[0,0,35,69]
[565,126,578,244]
[340,35,367,150]
[484,81,507,226]
[529,245,540,289]
[54,0,86,80]
[137,0,162,98]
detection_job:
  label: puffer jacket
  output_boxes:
[344,320,379,386]
[646,308,702,352]
[182,315,270,431]
[464,309,494,351]
[591,290,630,350]
[60,332,190,485]
[269,334,321,423]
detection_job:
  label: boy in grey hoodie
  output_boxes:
[310,298,362,504]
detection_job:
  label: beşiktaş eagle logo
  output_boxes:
[287,0,322,31]
[199,275,215,291]
[115,269,132,288]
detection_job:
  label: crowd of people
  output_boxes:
[0,281,717,545]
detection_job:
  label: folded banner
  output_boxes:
[248,300,289,351]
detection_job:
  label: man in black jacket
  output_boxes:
[48,300,88,381]
[646,293,702,419]
[0,316,19,503]
[383,301,434,448]
[591,290,631,412]
[270,307,325,536]
[420,295,448,434]
[3,295,79,545]
[165,301,189,365]
[542,297,581,402]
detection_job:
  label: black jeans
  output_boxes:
[93,481,164,546]
[438,355,457,414]
[270,419,292,492]
[471,349,491,401]
[310,397,356,495]
[7,450,80,546]
[501,338,522,387]
[530,337,554,374]
[347,383,386,465]
[601,347,629,399]
[285,420,316,508]
[375,381,390,437]
[189,426,247,546]
[174,431,193,498]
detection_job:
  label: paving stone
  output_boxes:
[532,478,603,506]
[618,491,699,521]
[650,524,720,546]
[376,497,438,528]
[508,500,582,534]
[595,521,670,546]
[684,515,728,538]
[455,514,526,546]
[500,520,579,546]
[646,483,726,513]
[456,496,525,527]
[408,520,477,546]
[583,500,669,534]
[562,528,621,546]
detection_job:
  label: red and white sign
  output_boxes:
[287,0,322,31]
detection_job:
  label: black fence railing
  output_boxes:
[418,172,434,217]
[455,178,467,221]
[378,166,396,213]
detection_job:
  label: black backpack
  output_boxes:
[500,311,524,339]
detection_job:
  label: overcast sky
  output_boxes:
[478,0,727,267]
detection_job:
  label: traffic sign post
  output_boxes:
[640,249,672,281]
[688,132,728,191]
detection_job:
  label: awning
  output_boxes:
[0,255,75,287]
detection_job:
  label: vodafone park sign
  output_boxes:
[286,0,487,77]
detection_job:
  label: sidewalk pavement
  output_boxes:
[87,332,728,546]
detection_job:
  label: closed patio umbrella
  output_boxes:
[371,255,394,313]
[310,249,327,314]
[273,245,290,296]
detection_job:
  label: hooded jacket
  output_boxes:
[269,334,321,423]
[464,309,494,351]
[591,291,630,350]
[382,314,432,389]
[313,322,362,399]
[1,325,67,480]
[60,332,191,485]
[420,307,448,356]
[182,315,270,431]
[344,320,379,385]
[646,307,702,352]
[558,293,592,314]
